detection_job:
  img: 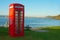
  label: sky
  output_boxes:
[0,0,60,17]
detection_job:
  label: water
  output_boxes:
[0,17,8,26]
[0,17,60,28]
[25,17,60,28]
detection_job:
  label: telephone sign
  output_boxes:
[9,3,24,37]
[15,6,23,8]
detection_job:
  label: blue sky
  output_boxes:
[0,0,60,17]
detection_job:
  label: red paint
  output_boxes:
[9,3,24,37]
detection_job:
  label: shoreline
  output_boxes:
[30,26,60,30]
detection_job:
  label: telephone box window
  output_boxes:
[20,11,23,13]
[20,11,23,15]
[15,11,18,13]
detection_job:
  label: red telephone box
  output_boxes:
[9,3,24,37]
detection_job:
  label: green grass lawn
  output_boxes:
[0,26,60,40]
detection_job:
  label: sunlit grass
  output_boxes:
[0,26,60,40]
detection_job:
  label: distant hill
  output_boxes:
[46,15,60,20]
[0,15,8,17]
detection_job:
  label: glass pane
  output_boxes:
[15,13,18,17]
[15,11,18,13]
[20,16,23,19]
[20,11,23,17]
[20,11,23,14]
[20,19,23,21]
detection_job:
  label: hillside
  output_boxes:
[47,15,60,20]
[0,15,8,18]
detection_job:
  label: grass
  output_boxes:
[0,26,60,40]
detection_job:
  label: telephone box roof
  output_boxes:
[9,3,24,7]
